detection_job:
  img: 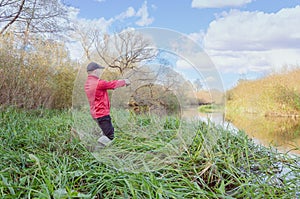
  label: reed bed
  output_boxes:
[0,108,299,198]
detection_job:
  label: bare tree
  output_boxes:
[0,0,70,38]
[73,27,157,74]
[71,23,101,61]
[121,63,195,115]
[94,30,157,75]
[0,0,26,34]
[193,78,203,91]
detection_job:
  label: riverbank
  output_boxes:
[226,68,300,120]
[1,108,299,198]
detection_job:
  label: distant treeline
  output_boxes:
[226,68,300,120]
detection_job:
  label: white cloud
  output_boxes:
[79,18,112,33]
[65,1,154,60]
[66,6,80,21]
[136,1,154,26]
[187,31,205,47]
[192,0,252,8]
[115,7,136,21]
[203,6,300,74]
[205,7,300,51]
[176,59,192,70]
[113,1,153,26]
[204,76,216,83]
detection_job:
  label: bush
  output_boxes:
[0,32,78,109]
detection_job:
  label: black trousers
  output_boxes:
[96,115,114,140]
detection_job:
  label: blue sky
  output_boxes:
[64,0,300,90]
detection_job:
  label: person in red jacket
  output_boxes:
[84,62,130,147]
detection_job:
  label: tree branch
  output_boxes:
[0,0,26,34]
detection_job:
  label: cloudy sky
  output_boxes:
[64,0,300,89]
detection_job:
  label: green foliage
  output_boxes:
[1,108,299,198]
[51,66,78,109]
[163,116,180,130]
[137,117,152,126]
[198,104,224,113]
[129,84,181,116]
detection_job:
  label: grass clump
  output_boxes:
[0,108,299,198]
[198,104,224,113]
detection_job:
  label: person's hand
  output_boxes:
[124,79,131,86]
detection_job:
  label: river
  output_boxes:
[182,107,300,155]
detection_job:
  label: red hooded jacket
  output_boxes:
[84,75,126,119]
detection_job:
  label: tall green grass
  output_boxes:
[0,108,299,198]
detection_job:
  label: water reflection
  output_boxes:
[229,114,300,155]
[182,107,300,155]
[182,107,224,123]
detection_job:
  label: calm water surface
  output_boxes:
[182,107,300,155]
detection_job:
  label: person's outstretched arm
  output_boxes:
[98,79,130,90]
